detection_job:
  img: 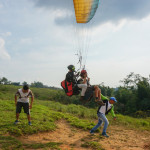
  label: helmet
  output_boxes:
[67,65,75,71]
[81,70,87,74]
[110,97,117,102]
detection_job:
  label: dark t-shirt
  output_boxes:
[66,72,76,84]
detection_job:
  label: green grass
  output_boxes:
[0,99,96,136]
[0,84,64,102]
[0,135,62,150]
[36,100,150,131]
[113,114,150,130]
[38,100,97,119]
[0,135,23,150]
[24,142,62,150]
[0,99,96,150]
[0,84,80,104]
[81,141,104,150]
[0,84,150,149]
[0,98,149,136]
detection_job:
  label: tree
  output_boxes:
[31,81,44,88]
[136,78,150,111]
[11,82,20,86]
[22,81,28,85]
[116,73,150,115]
[0,77,9,85]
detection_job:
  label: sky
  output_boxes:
[0,0,150,87]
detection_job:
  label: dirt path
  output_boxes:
[18,120,89,150]
[18,120,150,150]
[99,125,150,150]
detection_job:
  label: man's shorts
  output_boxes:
[16,102,30,114]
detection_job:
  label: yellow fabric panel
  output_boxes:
[73,0,93,23]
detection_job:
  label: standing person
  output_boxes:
[90,97,117,137]
[66,65,87,97]
[14,84,34,125]
[79,70,104,105]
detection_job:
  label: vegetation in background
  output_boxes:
[114,72,150,117]
[0,72,150,116]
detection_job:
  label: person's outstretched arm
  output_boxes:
[15,95,17,106]
[15,90,19,106]
[29,91,34,109]
[101,94,109,101]
[110,105,116,120]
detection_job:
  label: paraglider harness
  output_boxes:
[61,72,81,96]
[97,100,112,115]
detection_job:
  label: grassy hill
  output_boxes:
[0,85,150,150]
[0,84,83,105]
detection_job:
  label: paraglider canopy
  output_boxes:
[73,0,100,23]
[71,0,100,70]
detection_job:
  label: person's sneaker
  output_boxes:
[14,120,19,125]
[102,132,109,137]
[90,130,95,135]
[28,121,32,125]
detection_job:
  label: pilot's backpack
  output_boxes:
[61,80,73,96]
[61,80,80,96]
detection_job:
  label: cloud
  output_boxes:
[20,38,33,44]
[33,0,150,26]
[87,56,150,87]
[34,0,70,10]
[0,3,3,9]
[0,38,11,60]
[5,32,12,36]
[0,32,12,37]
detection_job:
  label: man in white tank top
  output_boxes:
[14,84,34,125]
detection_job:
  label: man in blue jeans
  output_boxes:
[90,97,117,137]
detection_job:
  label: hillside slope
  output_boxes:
[17,120,150,150]
[0,85,150,150]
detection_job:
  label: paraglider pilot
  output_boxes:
[78,69,104,105]
[66,65,87,97]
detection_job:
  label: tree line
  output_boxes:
[99,72,150,117]
[0,77,59,90]
[0,73,150,117]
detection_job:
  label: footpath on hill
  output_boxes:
[17,120,150,150]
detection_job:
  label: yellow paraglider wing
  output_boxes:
[73,0,100,23]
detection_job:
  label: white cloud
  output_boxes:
[5,32,12,36]
[93,14,150,37]
[0,3,3,9]
[20,38,32,44]
[0,38,11,60]
[87,56,150,87]
[0,32,12,37]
